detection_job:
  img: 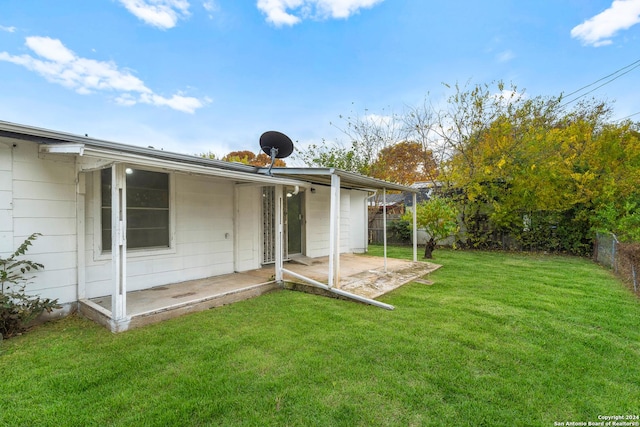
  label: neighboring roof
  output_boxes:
[260,167,417,193]
[368,193,405,206]
[0,120,415,192]
[404,189,432,207]
[410,181,443,189]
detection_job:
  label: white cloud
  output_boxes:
[493,89,526,106]
[202,0,218,12]
[363,113,394,127]
[202,1,219,19]
[257,0,384,27]
[497,50,515,63]
[139,92,211,114]
[118,0,190,29]
[0,36,207,113]
[26,36,77,63]
[571,0,640,47]
[0,25,16,33]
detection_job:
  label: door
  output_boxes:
[262,186,276,264]
[286,190,304,255]
[262,187,305,263]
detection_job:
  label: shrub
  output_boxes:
[387,219,412,244]
[618,242,640,293]
[0,233,60,340]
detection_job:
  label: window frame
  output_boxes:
[93,165,176,260]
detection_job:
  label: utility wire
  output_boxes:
[615,111,640,122]
[560,59,640,107]
[563,58,640,98]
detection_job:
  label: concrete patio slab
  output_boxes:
[79,254,441,331]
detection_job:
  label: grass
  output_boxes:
[1,247,639,426]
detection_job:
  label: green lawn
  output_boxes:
[1,248,639,426]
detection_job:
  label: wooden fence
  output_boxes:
[368,214,407,245]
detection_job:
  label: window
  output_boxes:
[101,167,170,250]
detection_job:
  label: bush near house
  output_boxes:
[387,219,412,244]
[0,233,60,339]
[617,242,640,294]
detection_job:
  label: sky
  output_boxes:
[1,0,640,160]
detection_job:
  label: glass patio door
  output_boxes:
[262,187,305,264]
[286,191,304,255]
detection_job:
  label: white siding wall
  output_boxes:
[5,141,78,303]
[234,186,261,272]
[340,191,351,253]
[304,186,369,258]
[0,141,13,255]
[305,186,330,258]
[349,190,368,253]
[84,172,240,298]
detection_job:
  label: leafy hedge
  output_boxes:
[458,208,593,256]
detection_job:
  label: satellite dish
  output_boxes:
[259,131,294,175]
[260,131,294,158]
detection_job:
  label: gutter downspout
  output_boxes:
[76,166,86,301]
[368,190,378,250]
[328,173,340,288]
[275,185,284,282]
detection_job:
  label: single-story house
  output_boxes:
[0,120,419,332]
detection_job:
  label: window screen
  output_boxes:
[101,168,170,250]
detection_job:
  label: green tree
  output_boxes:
[403,196,459,259]
[298,82,640,253]
[201,150,286,167]
[370,141,438,185]
[403,95,443,182]
[438,80,637,254]
[296,108,403,176]
[223,150,286,167]
[295,140,364,172]
[588,123,640,242]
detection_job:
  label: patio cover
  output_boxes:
[259,167,419,294]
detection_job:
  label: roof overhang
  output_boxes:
[258,167,417,193]
[1,120,415,191]
[0,120,308,187]
[0,120,259,172]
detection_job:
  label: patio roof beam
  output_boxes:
[282,268,394,310]
[328,173,340,288]
[412,192,418,262]
[257,167,418,193]
[111,163,129,329]
[234,181,310,189]
[383,188,388,272]
[275,185,284,282]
